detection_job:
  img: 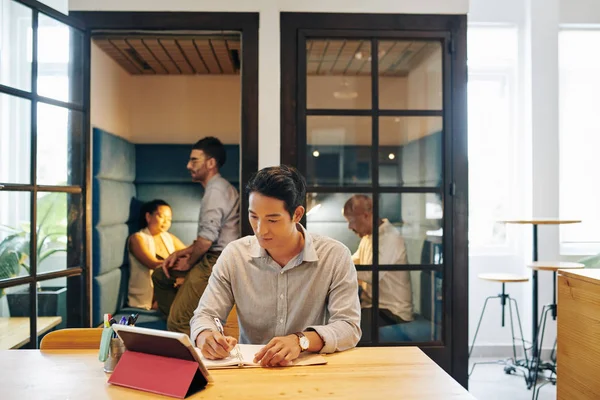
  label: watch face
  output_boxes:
[299,336,310,350]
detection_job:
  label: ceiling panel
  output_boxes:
[93,33,241,76]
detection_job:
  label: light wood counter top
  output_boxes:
[0,347,475,399]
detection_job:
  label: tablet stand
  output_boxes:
[108,350,208,398]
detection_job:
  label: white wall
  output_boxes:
[72,0,469,167]
[90,42,133,140]
[129,75,241,144]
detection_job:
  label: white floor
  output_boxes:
[469,358,556,400]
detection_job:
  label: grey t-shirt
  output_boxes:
[197,174,240,251]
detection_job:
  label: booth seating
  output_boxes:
[91,128,239,329]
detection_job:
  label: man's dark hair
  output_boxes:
[245,165,306,218]
[139,199,170,229]
[192,137,226,168]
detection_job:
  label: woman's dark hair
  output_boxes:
[245,165,306,218]
[139,199,170,229]
[192,136,226,168]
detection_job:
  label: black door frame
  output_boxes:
[280,12,468,388]
[70,11,260,326]
[0,0,89,344]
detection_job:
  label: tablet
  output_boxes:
[112,324,213,384]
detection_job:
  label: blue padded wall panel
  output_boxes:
[93,268,122,326]
[136,144,240,187]
[136,183,203,222]
[93,225,130,276]
[93,128,136,182]
[168,222,200,247]
[94,180,136,227]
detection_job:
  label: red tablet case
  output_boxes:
[108,350,208,398]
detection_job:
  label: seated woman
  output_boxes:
[128,199,186,310]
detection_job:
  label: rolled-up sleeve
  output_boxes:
[307,247,361,353]
[189,246,235,344]
[197,187,226,243]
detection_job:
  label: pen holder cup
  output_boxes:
[103,337,125,373]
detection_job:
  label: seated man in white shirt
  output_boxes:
[190,165,361,366]
[343,194,414,342]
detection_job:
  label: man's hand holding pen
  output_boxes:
[196,317,238,360]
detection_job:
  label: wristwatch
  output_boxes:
[294,332,309,352]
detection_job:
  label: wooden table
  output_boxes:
[0,316,62,349]
[557,269,600,400]
[0,347,475,399]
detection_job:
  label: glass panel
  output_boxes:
[0,283,31,348]
[36,192,82,275]
[37,13,84,105]
[378,40,442,110]
[0,0,32,91]
[37,102,84,186]
[379,193,443,265]
[306,39,371,110]
[378,270,442,343]
[40,274,80,329]
[359,270,443,343]
[306,192,364,253]
[0,191,31,280]
[0,93,31,184]
[379,116,443,187]
[306,116,371,187]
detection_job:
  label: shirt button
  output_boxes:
[279,318,284,323]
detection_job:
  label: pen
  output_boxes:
[213,317,243,366]
[119,316,127,325]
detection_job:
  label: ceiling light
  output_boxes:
[354,52,363,60]
[313,150,320,157]
[394,117,401,123]
[388,153,395,160]
[333,79,358,100]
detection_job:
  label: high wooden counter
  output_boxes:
[0,347,475,399]
[558,269,600,400]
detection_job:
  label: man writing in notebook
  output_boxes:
[190,165,361,366]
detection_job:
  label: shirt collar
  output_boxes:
[206,173,221,187]
[249,223,319,263]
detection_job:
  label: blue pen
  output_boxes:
[119,316,127,325]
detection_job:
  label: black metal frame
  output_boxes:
[0,0,90,346]
[280,12,468,387]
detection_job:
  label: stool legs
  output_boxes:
[469,285,528,378]
[531,304,556,398]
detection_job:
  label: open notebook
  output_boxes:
[196,344,327,369]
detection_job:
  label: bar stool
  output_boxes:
[469,273,530,377]
[528,261,584,400]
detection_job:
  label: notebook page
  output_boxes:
[235,344,327,367]
[196,344,328,369]
[195,347,242,369]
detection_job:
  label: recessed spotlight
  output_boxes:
[313,150,320,157]
[394,117,401,123]
[388,153,395,160]
[354,52,363,60]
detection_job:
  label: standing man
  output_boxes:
[342,194,413,341]
[191,165,361,366]
[152,137,240,335]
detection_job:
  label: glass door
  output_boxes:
[300,33,448,344]
[0,0,89,348]
[280,13,468,385]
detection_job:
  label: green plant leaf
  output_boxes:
[39,248,67,264]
